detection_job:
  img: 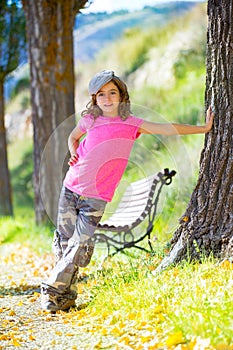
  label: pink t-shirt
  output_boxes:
[63,114,144,202]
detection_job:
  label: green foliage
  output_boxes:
[131,69,205,126]
[174,37,206,81]
[20,94,30,109]
[0,0,26,80]
[112,22,176,75]
[10,76,30,99]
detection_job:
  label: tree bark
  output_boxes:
[157,0,233,271]
[0,81,13,216]
[22,0,88,224]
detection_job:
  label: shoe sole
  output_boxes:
[41,300,76,312]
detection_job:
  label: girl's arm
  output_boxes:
[138,106,214,135]
[68,126,86,166]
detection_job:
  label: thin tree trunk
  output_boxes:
[157,0,233,271]
[0,81,13,216]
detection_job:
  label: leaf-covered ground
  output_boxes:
[0,244,233,350]
[0,244,98,349]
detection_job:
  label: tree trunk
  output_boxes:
[22,0,84,224]
[0,81,13,216]
[157,0,233,271]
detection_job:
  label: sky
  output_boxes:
[82,0,204,14]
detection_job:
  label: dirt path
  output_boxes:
[0,244,120,350]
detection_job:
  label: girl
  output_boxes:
[41,70,214,311]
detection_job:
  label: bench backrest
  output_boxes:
[99,172,162,231]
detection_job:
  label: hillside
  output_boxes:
[5,1,202,100]
[74,2,200,62]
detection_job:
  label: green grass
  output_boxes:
[0,214,53,253]
[76,253,233,348]
[1,137,53,253]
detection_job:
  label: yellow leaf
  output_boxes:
[166,331,185,346]
[128,312,136,320]
[153,306,163,314]
[220,260,233,270]
[111,326,123,336]
[182,216,189,222]
[0,335,9,341]
[178,345,190,350]
[215,344,233,350]
[11,339,21,347]
[141,334,152,343]
[148,265,156,271]
[118,321,125,329]
[55,331,62,336]
[120,335,131,345]
[9,310,16,316]
[101,328,108,336]
[172,267,179,277]
[33,270,39,277]
[29,335,36,341]
[77,284,84,294]
[28,296,37,302]
[93,340,102,348]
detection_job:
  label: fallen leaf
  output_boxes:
[166,331,185,346]
[8,310,16,316]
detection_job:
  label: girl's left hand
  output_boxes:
[205,106,214,132]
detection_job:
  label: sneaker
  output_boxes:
[41,293,76,312]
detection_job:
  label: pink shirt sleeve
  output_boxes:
[77,114,94,133]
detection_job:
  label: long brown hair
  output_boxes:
[81,76,132,121]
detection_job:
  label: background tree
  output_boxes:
[0,0,26,216]
[22,0,89,224]
[158,0,233,271]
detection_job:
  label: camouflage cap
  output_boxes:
[88,70,115,95]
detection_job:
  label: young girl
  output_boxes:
[41,70,214,311]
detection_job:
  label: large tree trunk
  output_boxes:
[157,0,233,271]
[0,81,13,216]
[22,1,87,224]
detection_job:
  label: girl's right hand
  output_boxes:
[68,154,79,166]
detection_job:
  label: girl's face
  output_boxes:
[95,81,121,117]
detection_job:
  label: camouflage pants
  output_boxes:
[41,186,107,299]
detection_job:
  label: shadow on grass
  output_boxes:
[0,283,40,296]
